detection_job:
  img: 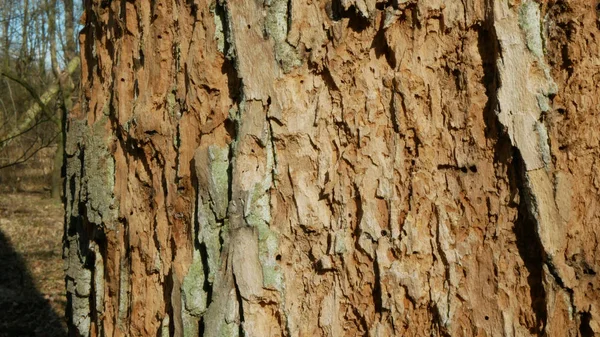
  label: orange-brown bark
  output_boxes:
[65,0,600,336]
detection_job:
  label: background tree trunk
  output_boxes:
[65,0,600,336]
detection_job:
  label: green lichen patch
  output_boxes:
[334,231,347,254]
[166,86,179,117]
[160,315,170,337]
[197,200,222,285]
[518,1,544,58]
[207,145,230,220]
[536,121,551,169]
[241,137,283,290]
[182,250,208,317]
[246,192,282,290]
[196,144,230,284]
[264,0,302,73]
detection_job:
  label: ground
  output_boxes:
[0,192,66,337]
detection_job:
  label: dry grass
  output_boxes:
[0,192,66,337]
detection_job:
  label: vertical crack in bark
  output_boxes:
[481,0,579,333]
[512,150,548,335]
[480,1,551,332]
[232,271,246,337]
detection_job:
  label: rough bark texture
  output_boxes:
[65,0,600,336]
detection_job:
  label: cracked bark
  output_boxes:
[65,0,600,336]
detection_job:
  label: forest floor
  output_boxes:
[0,192,66,337]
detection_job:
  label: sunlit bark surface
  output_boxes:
[65,1,600,336]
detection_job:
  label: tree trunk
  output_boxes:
[62,0,76,62]
[46,0,63,199]
[64,0,600,336]
[1,0,11,69]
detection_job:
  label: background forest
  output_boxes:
[0,1,80,336]
[0,0,80,196]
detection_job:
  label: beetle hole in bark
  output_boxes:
[346,6,370,32]
[371,25,396,69]
[326,0,342,21]
[224,118,236,142]
[580,311,594,337]
[583,263,597,275]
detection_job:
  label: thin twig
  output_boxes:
[0,117,52,145]
[0,132,59,169]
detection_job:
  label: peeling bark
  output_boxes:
[65,0,600,336]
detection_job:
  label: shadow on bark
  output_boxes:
[512,151,548,335]
[0,229,66,337]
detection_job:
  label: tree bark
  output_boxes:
[65,0,600,336]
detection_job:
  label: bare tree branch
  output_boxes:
[0,116,52,146]
[0,56,79,150]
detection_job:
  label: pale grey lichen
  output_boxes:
[334,231,347,254]
[211,3,226,53]
[64,111,118,337]
[166,86,180,118]
[65,243,93,337]
[72,295,91,337]
[536,94,551,113]
[117,259,130,329]
[84,114,117,229]
[93,244,105,315]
